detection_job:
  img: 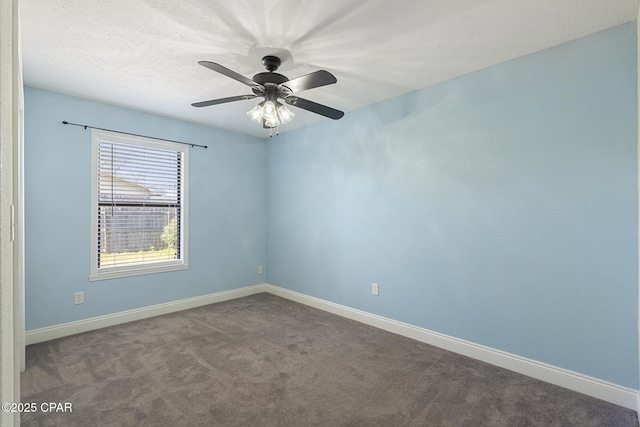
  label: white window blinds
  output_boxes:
[90,129,188,280]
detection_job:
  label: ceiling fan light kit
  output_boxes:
[192,55,343,136]
[246,100,295,128]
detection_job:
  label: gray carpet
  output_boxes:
[21,293,638,426]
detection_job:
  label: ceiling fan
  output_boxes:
[192,55,344,130]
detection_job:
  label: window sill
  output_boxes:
[89,262,188,281]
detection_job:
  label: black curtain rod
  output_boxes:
[61,121,208,149]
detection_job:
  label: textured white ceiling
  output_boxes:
[20,0,638,138]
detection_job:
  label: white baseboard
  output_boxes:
[25,282,639,412]
[263,284,639,412]
[25,284,269,345]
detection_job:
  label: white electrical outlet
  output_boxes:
[372,283,379,296]
[74,292,84,305]
[258,265,264,275]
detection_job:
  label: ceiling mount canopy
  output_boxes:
[192,55,344,134]
[261,55,281,72]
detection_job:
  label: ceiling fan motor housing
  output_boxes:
[252,56,290,99]
[252,72,289,86]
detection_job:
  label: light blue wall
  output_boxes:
[24,88,266,330]
[266,23,639,388]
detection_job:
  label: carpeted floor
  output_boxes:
[21,293,638,426]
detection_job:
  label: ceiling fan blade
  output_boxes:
[198,61,264,91]
[191,94,257,108]
[280,70,337,94]
[284,96,344,120]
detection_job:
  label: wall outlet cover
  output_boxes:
[74,292,84,305]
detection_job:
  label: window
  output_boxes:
[90,129,188,280]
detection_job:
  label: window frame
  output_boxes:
[89,129,189,281]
